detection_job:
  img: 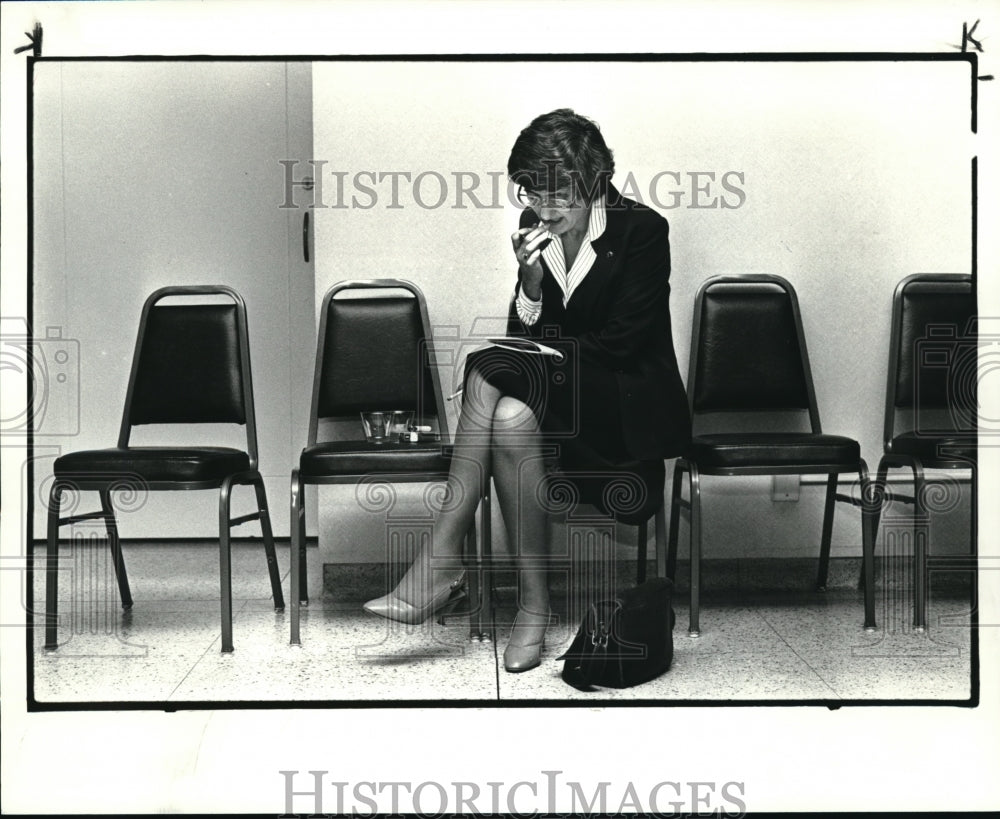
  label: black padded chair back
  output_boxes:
[118,286,258,463]
[129,304,246,425]
[892,275,975,410]
[310,280,445,439]
[690,275,818,427]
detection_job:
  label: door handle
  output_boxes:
[302,210,310,263]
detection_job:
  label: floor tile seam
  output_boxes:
[167,640,220,700]
[487,602,501,700]
[165,598,251,700]
[755,607,843,699]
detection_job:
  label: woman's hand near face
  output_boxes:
[511,224,549,300]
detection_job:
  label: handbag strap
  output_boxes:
[580,600,623,685]
[587,600,622,649]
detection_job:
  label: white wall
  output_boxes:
[312,59,972,563]
[32,61,315,539]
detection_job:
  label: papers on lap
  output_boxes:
[485,337,564,360]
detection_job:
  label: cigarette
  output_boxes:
[447,388,464,401]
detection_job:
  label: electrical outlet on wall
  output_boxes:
[771,475,800,501]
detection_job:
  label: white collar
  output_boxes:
[540,193,609,306]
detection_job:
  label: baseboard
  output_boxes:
[32,536,309,547]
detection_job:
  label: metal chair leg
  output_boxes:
[816,474,837,591]
[252,474,285,612]
[636,519,648,584]
[298,490,309,607]
[465,514,481,641]
[870,459,890,555]
[859,460,877,631]
[290,469,303,646]
[689,464,702,638]
[44,482,63,650]
[480,481,494,643]
[912,464,927,631]
[666,460,686,581]
[859,458,891,591]
[654,504,667,579]
[218,477,235,653]
[99,488,132,609]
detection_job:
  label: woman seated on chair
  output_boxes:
[364,108,690,672]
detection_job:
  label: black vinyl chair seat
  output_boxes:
[689,433,861,470]
[54,447,251,483]
[299,440,451,477]
[887,431,976,463]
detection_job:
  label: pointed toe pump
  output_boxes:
[363,571,467,625]
[503,611,552,673]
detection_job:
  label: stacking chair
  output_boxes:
[45,285,284,653]
[667,275,876,636]
[870,273,975,631]
[289,279,485,645]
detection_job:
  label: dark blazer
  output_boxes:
[508,184,690,460]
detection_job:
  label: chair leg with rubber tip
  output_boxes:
[44,482,63,651]
[290,470,304,647]
[912,467,927,632]
[688,465,702,638]
[859,461,878,632]
[218,478,236,653]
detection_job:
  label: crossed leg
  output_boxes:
[389,366,551,626]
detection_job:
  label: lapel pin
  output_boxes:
[606,251,615,259]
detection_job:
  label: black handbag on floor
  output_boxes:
[559,577,675,690]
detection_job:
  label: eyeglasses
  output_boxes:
[517,187,578,210]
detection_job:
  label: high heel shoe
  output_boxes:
[503,611,552,673]
[363,571,467,625]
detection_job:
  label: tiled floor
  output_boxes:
[28,542,975,705]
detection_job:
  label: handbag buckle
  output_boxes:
[591,619,611,648]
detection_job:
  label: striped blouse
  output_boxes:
[515,193,608,325]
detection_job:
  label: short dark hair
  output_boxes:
[507,108,615,203]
